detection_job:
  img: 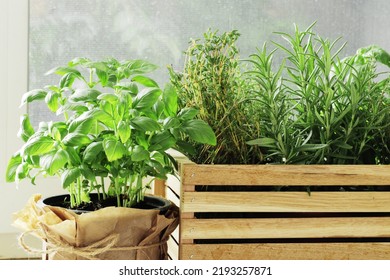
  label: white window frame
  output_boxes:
[0,0,29,233]
[0,0,62,259]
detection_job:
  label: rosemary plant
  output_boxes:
[247,23,390,164]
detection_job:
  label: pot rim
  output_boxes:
[40,193,172,214]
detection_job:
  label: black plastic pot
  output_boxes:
[41,193,172,214]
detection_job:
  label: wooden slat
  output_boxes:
[181,217,390,239]
[174,160,390,259]
[153,179,166,197]
[180,183,196,249]
[182,192,390,213]
[180,243,390,260]
[181,164,390,186]
[180,210,196,250]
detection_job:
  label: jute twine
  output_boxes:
[19,230,168,260]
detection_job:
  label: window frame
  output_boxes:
[1,0,62,239]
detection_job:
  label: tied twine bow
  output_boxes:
[19,230,168,260]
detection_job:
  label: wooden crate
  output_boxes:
[155,156,390,260]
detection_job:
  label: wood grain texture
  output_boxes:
[180,243,390,260]
[182,191,390,212]
[181,217,390,239]
[181,164,390,186]
[161,161,390,259]
[153,179,166,197]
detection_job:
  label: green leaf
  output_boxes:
[175,140,196,155]
[97,92,119,104]
[20,89,47,107]
[334,141,353,150]
[80,191,91,203]
[80,164,96,181]
[296,144,328,152]
[28,155,41,166]
[118,121,131,143]
[101,101,119,124]
[86,108,115,129]
[132,88,162,109]
[247,138,276,148]
[86,61,110,85]
[328,153,356,161]
[59,72,77,88]
[22,136,56,156]
[150,131,176,151]
[150,151,166,165]
[178,107,199,120]
[131,145,150,161]
[162,83,178,116]
[68,57,91,67]
[131,116,161,132]
[50,122,68,141]
[46,66,82,77]
[115,82,139,93]
[40,149,68,175]
[96,69,109,86]
[135,134,149,149]
[132,75,159,88]
[163,117,181,129]
[61,167,81,189]
[69,116,96,135]
[70,89,101,102]
[17,115,35,142]
[83,141,103,163]
[116,98,127,120]
[85,61,109,72]
[57,102,89,116]
[62,133,92,146]
[126,60,158,75]
[146,160,165,176]
[5,153,22,182]
[45,91,60,112]
[181,120,217,145]
[103,138,126,162]
[65,146,81,165]
[357,45,390,67]
[16,162,29,181]
[153,100,165,118]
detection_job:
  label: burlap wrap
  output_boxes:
[13,194,179,260]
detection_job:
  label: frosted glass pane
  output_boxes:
[29,0,390,126]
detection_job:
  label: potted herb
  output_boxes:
[169,29,262,164]
[160,25,390,260]
[6,57,216,260]
[246,23,390,166]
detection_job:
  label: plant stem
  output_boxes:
[115,176,121,207]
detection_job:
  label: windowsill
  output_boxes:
[0,232,41,260]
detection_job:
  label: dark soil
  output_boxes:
[43,194,116,212]
[42,194,171,214]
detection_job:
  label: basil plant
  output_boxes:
[6,58,216,208]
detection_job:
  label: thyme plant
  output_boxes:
[169,29,262,164]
